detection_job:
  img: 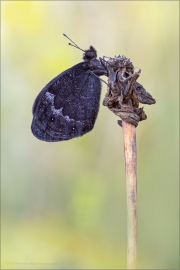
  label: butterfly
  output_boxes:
[31,35,107,142]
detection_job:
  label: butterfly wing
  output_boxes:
[31,63,102,142]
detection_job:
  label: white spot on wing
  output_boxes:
[45,92,71,119]
[45,92,63,116]
[64,115,70,121]
[45,92,54,102]
[51,106,63,116]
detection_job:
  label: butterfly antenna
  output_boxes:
[63,34,85,52]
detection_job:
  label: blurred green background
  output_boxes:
[1,1,179,269]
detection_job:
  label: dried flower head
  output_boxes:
[102,55,156,127]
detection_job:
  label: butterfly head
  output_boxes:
[83,46,97,61]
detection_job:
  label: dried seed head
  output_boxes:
[103,55,156,127]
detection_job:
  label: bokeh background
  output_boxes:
[1,1,179,269]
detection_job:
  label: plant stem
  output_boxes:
[122,120,138,269]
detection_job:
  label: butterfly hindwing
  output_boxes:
[31,63,102,142]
